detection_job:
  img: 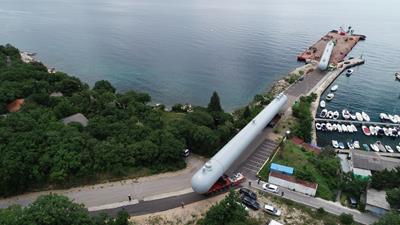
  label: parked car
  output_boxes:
[263,204,282,216]
[348,196,358,208]
[262,183,279,193]
[239,187,257,200]
[241,196,260,210]
[182,149,190,157]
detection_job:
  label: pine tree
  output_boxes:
[208,91,222,112]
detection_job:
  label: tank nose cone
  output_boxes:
[191,170,209,194]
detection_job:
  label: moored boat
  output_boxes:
[355,112,363,122]
[370,143,379,152]
[327,111,334,119]
[332,140,339,148]
[337,124,343,132]
[330,85,338,92]
[380,113,389,121]
[363,144,370,151]
[333,111,339,120]
[350,124,357,132]
[395,72,400,80]
[362,126,371,136]
[342,124,348,132]
[350,113,356,120]
[347,142,354,149]
[376,141,387,152]
[326,93,335,101]
[362,112,370,122]
[369,126,377,135]
[396,145,400,153]
[353,141,360,149]
[339,142,345,149]
[385,145,394,153]
[388,114,398,123]
[326,123,333,131]
[342,109,351,120]
[320,100,326,108]
[347,124,353,133]
[320,109,328,118]
[315,123,322,130]
[346,69,354,76]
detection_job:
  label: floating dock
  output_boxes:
[298,30,366,64]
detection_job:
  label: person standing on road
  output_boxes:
[181,201,185,208]
[281,191,284,197]
[257,178,261,184]
[128,194,132,201]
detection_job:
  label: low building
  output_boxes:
[6,99,24,112]
[61,113,88,127]
[366,189,390,216]
[270,163,294,175]
[351,150,400,172]
[268,171,318,196]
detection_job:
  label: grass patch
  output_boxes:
[258,140,340,201]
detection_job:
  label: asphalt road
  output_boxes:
[90,192,207,217]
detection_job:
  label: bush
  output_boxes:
[339,213,354,225]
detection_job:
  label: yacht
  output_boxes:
[315,123,322,130]
[327,111,334,119]
[388,114,398,123]
[320,109,328,118]
[330,85,338,92]
[337,124,343,132]
[347,124,353,133]
[396,145,400,153]
[346,69,354,76]
[355,112,363,121]
[339,142,345,149]
[362,126,371,136]
[350,113,357,120]
[326,123,333,131]
[320,100,326,108]
[326,93,335,101]
[347,142,354,149]
[342,124,348,132]
[332,140,339,148]
[376,141,387,152]
[369,126,377,135]
[362,112,370,122]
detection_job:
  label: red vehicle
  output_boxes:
[205,173,246,195]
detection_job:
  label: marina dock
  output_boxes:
[336,149,400,158]
[315,118,400,127]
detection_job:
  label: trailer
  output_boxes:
[204,173,245,195]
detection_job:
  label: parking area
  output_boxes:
[239,139,278,180]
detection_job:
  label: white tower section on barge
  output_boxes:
[191,93,288,194]
[318,40,335,71]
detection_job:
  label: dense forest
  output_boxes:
[0,194,131,225]
[0,44,263,197]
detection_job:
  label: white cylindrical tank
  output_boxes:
[191,93,288,194]
[318,40,334,71]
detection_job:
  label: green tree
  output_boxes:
[339,213,354,225]
[207,91,222,112]
[386,188,400,209]
[373,212,400,225]
[93,80,116,94]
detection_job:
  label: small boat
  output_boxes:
[369,126,377,135]
[394,115,400,123]
[384,128,391,137]
[396,145,400,153]
[362,112,370,122]
[339,142,345,149]
[320,100,326,108]
[350,113,356,120]
[326,123,333,131]
[346,69,354,76]
[395,72,400,80]
[333,111,339,120]
[380,113,389,121]
[327,111,334,119]
[351,124,357,132]
[315,123,322,130]
[362,126,371,136]
[355,112,363,122]
[353,141,360,149]
[330,85,339,92]
[363,144,370,151]
[342,109,351,120]
[388,114,398,123]
[377,128,385,136]
[337,124,343,132]
[321,123,326,131]
[370,143,379,152]
[347,142,354,149]
[376,141,387,152]
[385,145,394,153]
[326,93,335,101]
[320,109,328,118]
[332,124,338,131]
[342,124,348,132]
[347,124,353,133]
[392,129,398,137]
[332,140,339,148]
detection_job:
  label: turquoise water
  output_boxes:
[0,0,399,115]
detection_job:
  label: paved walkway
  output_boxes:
[0,156,205,209]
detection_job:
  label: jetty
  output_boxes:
[315,118,400,127]
[298,29,366,64]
